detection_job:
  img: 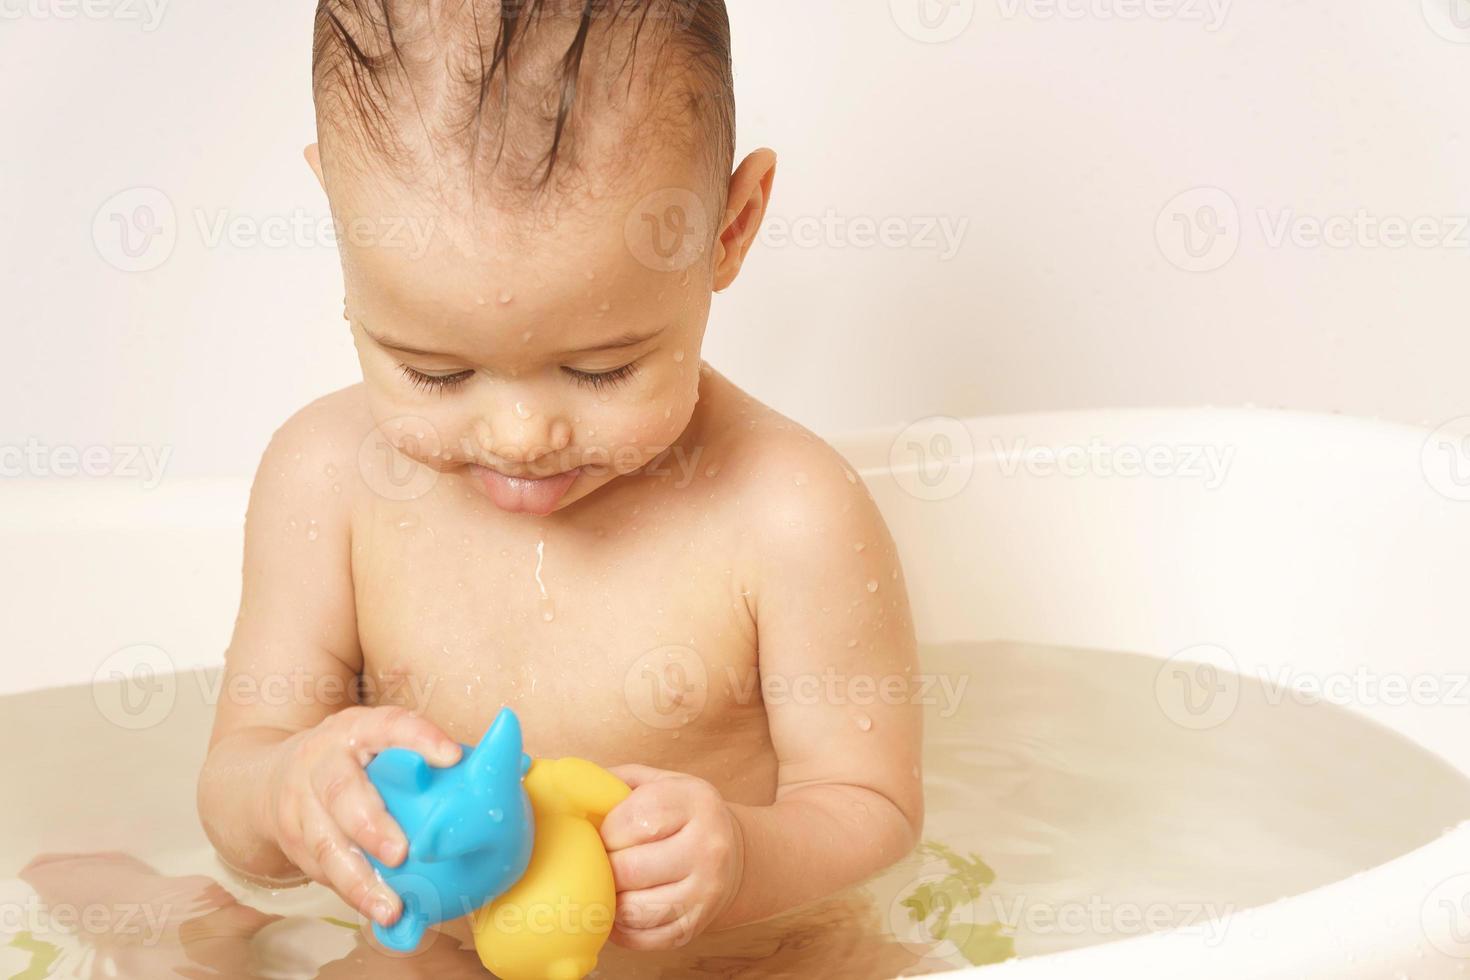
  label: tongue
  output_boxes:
[477,467,579,515]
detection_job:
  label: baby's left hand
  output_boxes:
[599,764,745,950]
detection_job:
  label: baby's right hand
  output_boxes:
[262,705,462,927]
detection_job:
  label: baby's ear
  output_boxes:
[303,143,326,193]
[713,148,778,293]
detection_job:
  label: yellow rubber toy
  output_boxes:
[472,758,631,980]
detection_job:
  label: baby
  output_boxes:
[196,0,923,958]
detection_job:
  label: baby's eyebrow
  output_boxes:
[556,326,665,357]
[361,321,665,359]
[360,326,442,358]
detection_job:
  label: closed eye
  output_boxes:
[399,365,474,392]
[562,361,640,391]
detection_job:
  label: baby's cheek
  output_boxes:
[361,389,463,468]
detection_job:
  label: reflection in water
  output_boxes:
[4,851,946,979]
[4,642,1470,977]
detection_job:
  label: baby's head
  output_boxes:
[307,0,774,514]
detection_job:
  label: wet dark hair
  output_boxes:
[312,0,734,199]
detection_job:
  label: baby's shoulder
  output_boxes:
[700,379,875,534]
[250,384,374,510]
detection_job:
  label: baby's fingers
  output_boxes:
[350,706,462,767]
[601,784,689,851]
[311,758,408,868]
[301,803,401,927]
[607,838,689,892]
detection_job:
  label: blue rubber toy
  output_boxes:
[364,706,535,952]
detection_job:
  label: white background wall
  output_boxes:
[2,0,1469,485]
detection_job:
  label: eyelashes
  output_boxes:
[562,362,640,391]
[397,361,642,394]
[398,365,474,393]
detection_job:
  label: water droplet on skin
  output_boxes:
[854,542,866,552]
[287,518,298,531]
[514,402,534,420]
[847,638,858,648]
[584,270,596,281]
[522,330,533,343]
[498,289,513,304]
[540,597,556,622]
[332,483,341,494]
[673,350,686,363]
[854,712,873,732]
[307,520,320,542]
[393,421,404,431]
[705,463,722,478]
[664,407,672,419]
[324,463,338,477]
[844,469,858,484]
[866,580,879,593]
[794,473,808,487]
[598,301,611,313]
[397,517,418,532]
[475,295,487,306]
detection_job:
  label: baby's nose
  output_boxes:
[473,412,572,467]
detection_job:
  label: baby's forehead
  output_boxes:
[332,165,699,314]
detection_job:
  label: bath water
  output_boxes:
[2,641,1467,977]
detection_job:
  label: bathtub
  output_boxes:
[3,407,1468,977]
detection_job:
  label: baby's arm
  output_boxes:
[717,444,923,923]
[601,436,923,946]
[196,393,461,924]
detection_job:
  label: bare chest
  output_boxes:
[347,481,777,803]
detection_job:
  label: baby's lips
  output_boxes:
[474,465,581,514]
